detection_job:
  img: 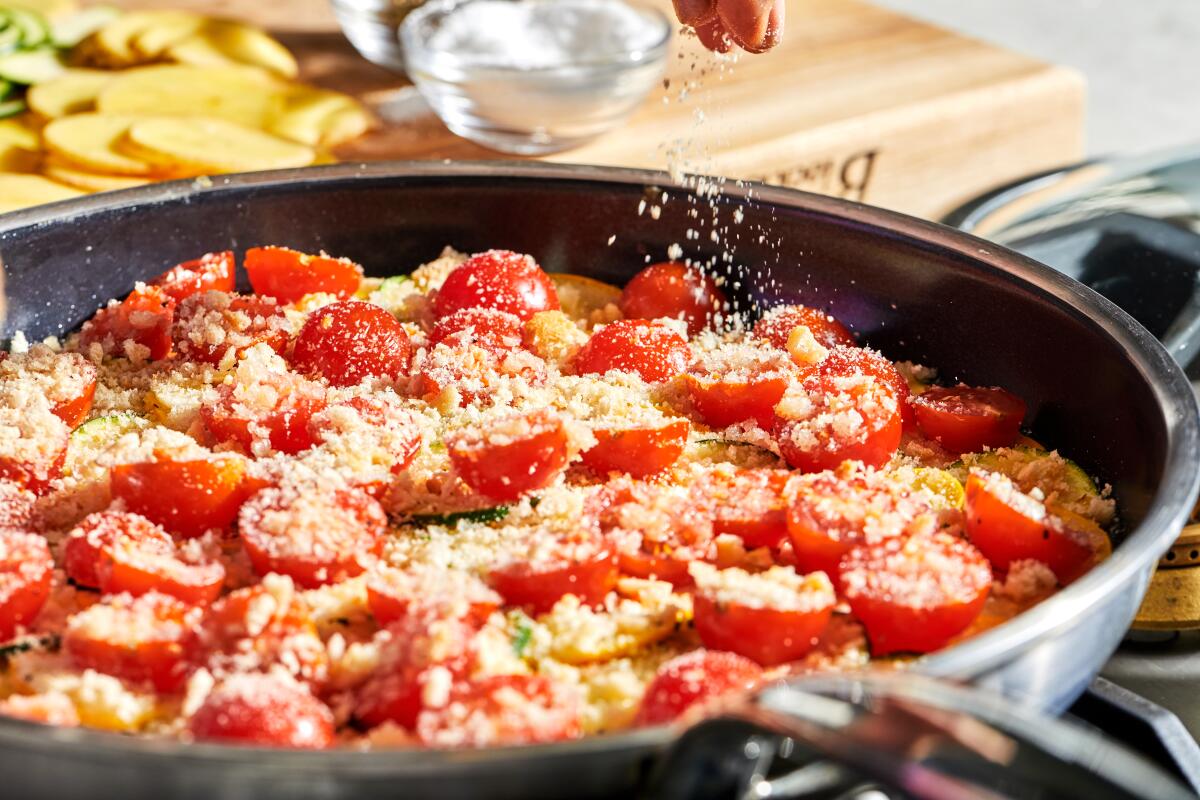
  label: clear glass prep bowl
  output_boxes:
[399,0,670,154]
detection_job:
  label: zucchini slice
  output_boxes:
[0,47,66,85]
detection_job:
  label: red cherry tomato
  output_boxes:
[580,420,689,478]
[912,385,1026,454]
[691,568,835,666]
[354,611,479,730]
[79,284,175,361]
[841,528,992,655]
[1,350,101,429]
[700,469,792,549]
[754,304,856,350]
[201,372,327,456]
[432,250,559,321]
[188,674,335,748]
[0,398,67,495]
[821,345,913,427]
[64,591,200,692]
[447,410,569,502]
[635,649,763,725]
[963,472,1094,583]
[111,457,248,539]
[172,293,289,365]
[0,530,52,640]
[239,482,386,588]
[574,320,691,383]
[291,301,412,387]
[0,480,35,532]
[63,511,161,590]
[244,246,363,303]
[619,262,727,336]
[51,369,97,430]
[308,394,423,494]
[149,251,236,302]
[785,467,928,579]
[414,341,547,408]
[198,584,329,686]
[431,308,525,354]
[489,539,618,615]
[775,367,901,473]
[367,565,501,627]
[683,372,788,430]
[416,674,582,747]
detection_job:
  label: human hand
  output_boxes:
[673,0,784,53]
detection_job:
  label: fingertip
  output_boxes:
[673,0,718,26]
[694,19,734,53]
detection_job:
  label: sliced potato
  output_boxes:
[167,20,298,79]
[269,86,372,146]
[0,172,84,214]
[42,157,150,192]
[43,112,157,176]
[26,69,113,119]
[125,116,315,174]
[89,10,202,67]
[97,64,285,129]
[551,273,623,328]
[131,13,206,60]
[0,116,40,151]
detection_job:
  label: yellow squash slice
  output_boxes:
[41,157,151,192]
[0,173,83,214]
[96,64,286,129]
[43,113,156,176]
[130,13,207,60]
[26,70,113,119]
[124,116,315,174]
[269,86,372,146]
[89,10,203,67]
[166,20,298,79]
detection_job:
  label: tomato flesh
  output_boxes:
[244,246,363,302]
[490,547,618,615]
[912,385,1026,453]
[198,584,328,686]
[111,457,248,539]
[64,591,199,692]
[619,262,727,336]
[0,530,52,640]
[79,285,175,361]
[683,372,788,430]
[431,308,525,354]
[367,565,501,626]
[416,675,581,747]
[149,251,236,302]
[574,320,691,383]
[581,420,688,478]
[173,293,289,365]
[239,482,386,588]
[963,472,1094,583]
[821,345,913,427]
[841,528,992,655]
[636,649,763,725]
[433,250,559,321]
[702,469,791,549]
[447,410,569,502]
[291,301,412,387]
[0,480,35,532]
[754,304,856,350]
[188,675,335,749]
[201,373,327,456]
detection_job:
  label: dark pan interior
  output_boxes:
[0,168,1166,532]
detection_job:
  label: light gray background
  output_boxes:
[874,0,1198,157]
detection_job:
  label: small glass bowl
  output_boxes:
[399,0,671,155]
[331,0,428,73]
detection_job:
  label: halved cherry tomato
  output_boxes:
[774,367,901,472]
[414,341,547,408]
[574,319,691,383]
[79,284,175,361]
[172,293,289,365]
[683,372,788,430]
[198,584,329,686]
[841,527,992,655]
[432,250,559,321]
[691,566,835,665]
[64,591,200,692]
[963,472,1094,583]
[291,301,412,387]
[447,410,569,501]
[149,251,236,302]
[64,511,165,590]
[354,612,479,730]
[367,565,501,627]
[490,542,618,615]
[111,457,248,539]
[416,674,581,747]
[431,308,525,354]
[188,674,335,749]
[0,399,68,495]
[308,394,423,494]
[754,304,856,350]
[239,482,386,588]
[700,469,791,549]
[912,385,1026,453]
[580,420,689,478]
[0,350,98,430]
[200,372,327,456]
[244,246,362,302]
[820,345,912,427]
[635,649,763,725]
[0,480,35,532]
[619,262,727,336]
[52,372,96,430]
[786,466,927,579]
[0,530,52,640]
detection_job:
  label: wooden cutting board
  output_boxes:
[107,0,1085,220]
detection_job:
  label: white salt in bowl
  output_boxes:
[400,0,671,154]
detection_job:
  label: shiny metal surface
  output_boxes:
[0,162,1195,798]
